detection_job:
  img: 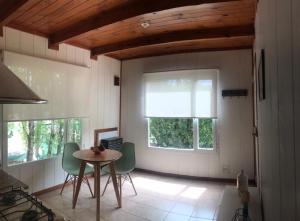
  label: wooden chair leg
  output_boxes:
[122,176,126,186]
[109,162,121,208]
[72,176,77,201]
[60,173,70,195]
[85,176,94,198]
[94,167,97,199]
[119,175,122,207]
[128,173,137,195]
[101,175,111,196]
[72,162,86,209]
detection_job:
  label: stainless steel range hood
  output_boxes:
[0,62,47,104]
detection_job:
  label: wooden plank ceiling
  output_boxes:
[0,0,256,60]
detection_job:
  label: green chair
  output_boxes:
[60,143,94,200]
[102,142,137,197]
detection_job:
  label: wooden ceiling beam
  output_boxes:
[0,0,29,36]
[108,45,253,60]
[48,0,238,49]
[91,25,254,57]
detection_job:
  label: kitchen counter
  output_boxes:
[217,186,262,221]
[0,169,28,190]
[0,171,68,220]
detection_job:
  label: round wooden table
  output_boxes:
[72,149,122,221]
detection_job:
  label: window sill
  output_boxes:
[7,154,62,168]
[148,146,216,154]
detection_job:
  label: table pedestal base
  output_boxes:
[73,161,121,221]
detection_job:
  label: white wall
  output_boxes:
[254,0,300,220]
[121,49,254,179]
[0,27,120,193]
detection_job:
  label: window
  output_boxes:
[149,118,194,149]
[148,118,215,150]
[198,119,214,149]
[66,118,82,144]
[7,118,82,166]
[144,69,218,150]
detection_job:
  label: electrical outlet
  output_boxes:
[231,168,239,176]
[222,165,231,174]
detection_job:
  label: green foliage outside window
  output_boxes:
[7,118,82,166]
[149,118,214,149]
[199,119,214,149]
[149,118,193,149]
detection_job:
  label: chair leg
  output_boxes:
[122,176,126,186]
[128,173,137,195]
[60,173,70,195]
[101,175,111,196]
[85,176,94,198]
[119,175,122,207]
[72,176,77,201]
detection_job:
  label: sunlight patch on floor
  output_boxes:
[132,177,186,196]
[180,186,206,199]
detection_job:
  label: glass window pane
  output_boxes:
[7,122,27,166]
[47,119,65,156]
[7,119,67,166]
[149,118,193,149]
[67,118,82,144]
[198,119,213,149]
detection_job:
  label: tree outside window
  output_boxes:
[148,118,214,150]
[149,118,193,149]
[7,118,82,166]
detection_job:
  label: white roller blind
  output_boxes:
[2,51,90,121]
[144,69,218,118]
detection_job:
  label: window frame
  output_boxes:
[146,117,217,152]
[3,118,83,167]
[65,118,83,145]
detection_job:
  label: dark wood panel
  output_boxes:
[0,0,30,35]
[91,25,254,56]
[3,0,256,60]
[105,36,254,60]
[7,22,48,37]
[48,0,238,48]
[11,0,126,34]
[67,0,255,48]
[135,168,257,186]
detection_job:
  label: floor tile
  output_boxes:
[171,202,195,216]
[38,171,224,221]
[129,203,168,221]
[104,209,147,221]
[192,204,216,219]
[189,218,213,221]
[164,212,190,221]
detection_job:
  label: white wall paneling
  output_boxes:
[255,0,299,219]
[44,158,55,189]
[121,49,254,179]
[3,51,90,121]
[0,27,121,193]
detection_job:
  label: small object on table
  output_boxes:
[90,144,105,154]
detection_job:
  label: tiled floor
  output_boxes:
[39,172,224,221]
